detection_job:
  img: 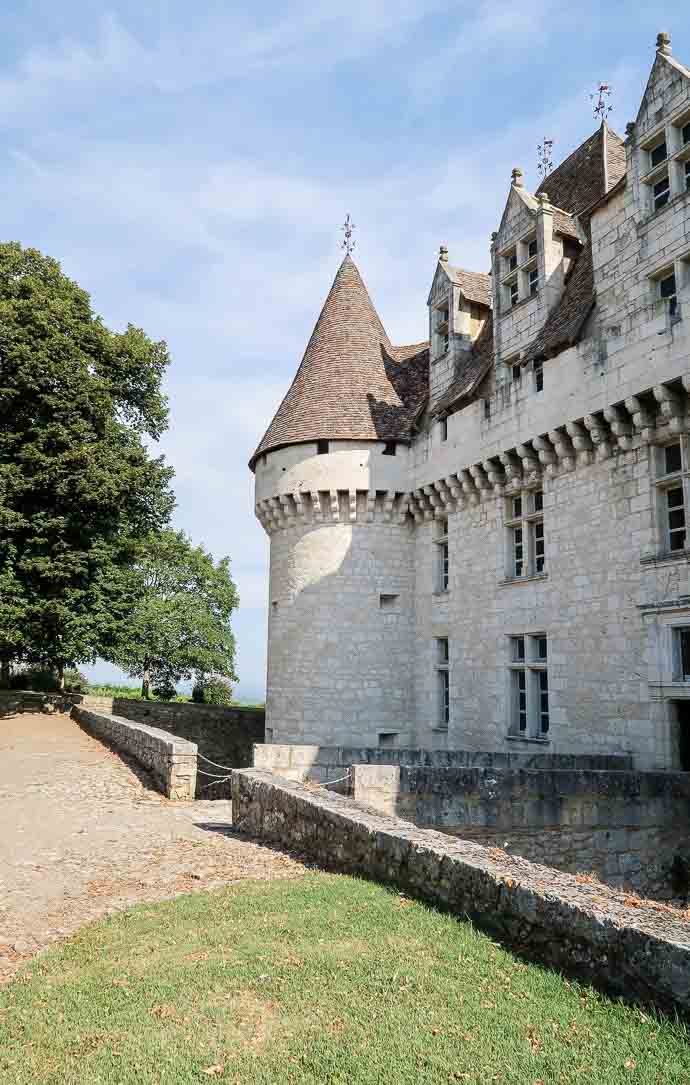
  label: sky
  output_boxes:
[3,2,689,701]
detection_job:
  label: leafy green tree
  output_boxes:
[0,242,174,683]
[109,529,239,698]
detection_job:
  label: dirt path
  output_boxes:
[0,712,305,983]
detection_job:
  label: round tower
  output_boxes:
[250,255,426,748]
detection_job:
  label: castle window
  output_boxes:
[505,490,545,579]
[659,271,678,318]
[650,139,668,168]
[534,358,544,393]
[683,121,690,146]
[527,238,538,259]
[685,160,690,192]
[656,441,687,554]
[317,440,329,455]
[383,441,397,456]
[378,732,398,748]
[508,634,549,738]
[439,417,448,443]
[528,268,539,297]
[673,628,690,681]
[379,593,399,610]
[436,637,450,729]
[434,518,449,593]
[505,247,517,274]
[510,281,519,307]
[653,174,670,210]
[512,363,521,385]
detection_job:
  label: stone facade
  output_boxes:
[232,767,690,1014]
[253,34,690,770]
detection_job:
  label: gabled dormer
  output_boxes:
[628,32,690,219]
[426,246,491,408]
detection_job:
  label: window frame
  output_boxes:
[528,267,539,297]
[508,634,549,738]
[655,439,688,556]
[505,489,545,580]
[434,518,449,593]
[436,637,450,730]
[653,173,671,211]
[533,358,544,393]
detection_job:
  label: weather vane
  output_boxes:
[591,83,613,122]
[340,213,356,255]
[537,137,554,179]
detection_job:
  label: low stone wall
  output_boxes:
[232,768,690,1015]
[73,706,197,800]
[252,742,631,783]
[351,763,690,898]
[0,689,78,716]
[81,697,265,798]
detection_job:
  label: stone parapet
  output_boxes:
[232,768,690,1014]
[74,706,197,800]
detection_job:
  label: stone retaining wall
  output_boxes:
[74,706,197,800]
[82,697,265,798]
[232,767,690,1015]
[252,742,632,783]
[350,763,690,898]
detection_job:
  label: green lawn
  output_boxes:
[1,874,688,1084]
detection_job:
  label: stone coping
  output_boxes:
[73,706,197,800]
[232,768,690,1014]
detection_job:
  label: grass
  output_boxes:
[1,876,689,1084]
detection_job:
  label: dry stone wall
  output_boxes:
[232,767,690,1015]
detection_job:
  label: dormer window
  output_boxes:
[653,174,670,210]
[528,268,539,297]
[650,139,668,168]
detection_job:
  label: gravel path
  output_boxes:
[0,712,306,983]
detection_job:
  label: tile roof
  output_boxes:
[444,266,492,307]
[523,228,594,363]
[249,256,429,468]
[430,312,495,418]
[536,122,626,215]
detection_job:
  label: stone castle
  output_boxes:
[251,32,690,771]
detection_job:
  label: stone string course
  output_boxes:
[73,706,198,800]
[232,767,690,1014]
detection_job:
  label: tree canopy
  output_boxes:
[0,242,174,681]
[108,529,239,698]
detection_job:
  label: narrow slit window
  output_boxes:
[528,268,539,297]
[534,358,544,393]
[436,637,450,730]
[317,439,329,455]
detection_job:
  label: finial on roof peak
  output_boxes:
[340,213,356,256]
[538,191,550,206]
[656,31,672,55]
[511,167,524,187]
[439,244,449,263]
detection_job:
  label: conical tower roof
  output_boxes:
[250,255,427,469]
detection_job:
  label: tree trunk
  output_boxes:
[142,665,151,700]
[0,657,10,689]
[57,662,65,691]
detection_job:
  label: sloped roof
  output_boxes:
[524,229,595,363]
[430,312,495,418]
[536,123,626,215]
[249,256,429,468]
[444,266,492,307]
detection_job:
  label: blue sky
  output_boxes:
[3,3,688,700]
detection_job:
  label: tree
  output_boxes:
[0,242,175,683]
[108,529,239,698]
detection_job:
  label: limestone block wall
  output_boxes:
[232,768,690,1014]
[395,765,690,898]
[79,697,264,798]
[74,706,197,799]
